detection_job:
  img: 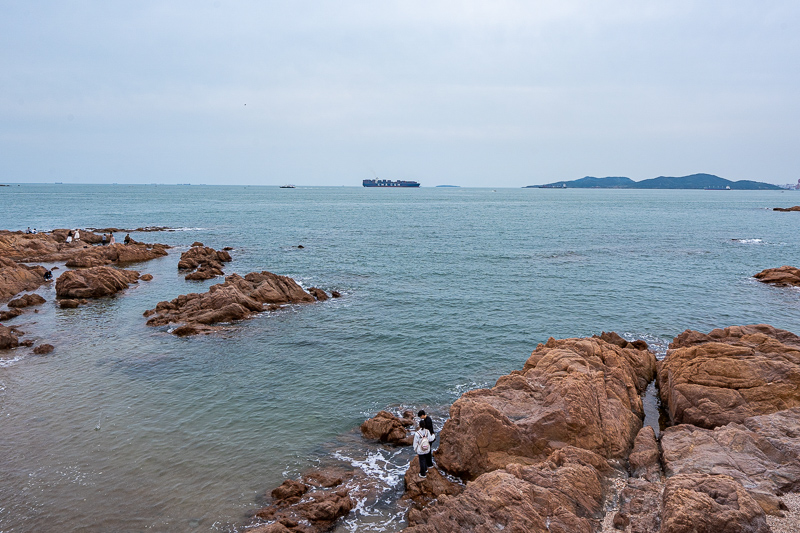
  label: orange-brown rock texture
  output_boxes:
[0,230,168,265]
[178,245,231,280]
[754,265,800,287]
[143,271,327,336]
[0,257,48,301]
[660,473,770,533]
[360,410,415,445]
[55,267,141,299]
[773,206,800,212]
[435,332,656,480]
[406,452,606,533]
[658,324,800,429]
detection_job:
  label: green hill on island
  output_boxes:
[530,173,780,190]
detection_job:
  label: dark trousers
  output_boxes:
[419,452,434,476]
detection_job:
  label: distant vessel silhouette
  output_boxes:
[362,179,420,188]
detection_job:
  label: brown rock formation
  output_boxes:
[55,267,140,299]
[33,344,54,355]
[403,456,463,505]
[178,245,231,281]
[614,477,663,533]
[0,308,23,321]
[406,451,605,533]
[0,230,169,265]
[754,265,800,287]
[658,324,800,428]
[0,257,48,301]
[58,299,82,309]
[434,333,656,480]
[0,324,20,349]
[661,408,800,504]
[144,271,317,335]
[8,293,46,308]
[307,287,328,301]
[140,274,153,281]
[660,473,770,533]
[360,410,415,445]
[774,206,800,212]
[65,243,169,268]
[252,486,353,533]
[629,426,661,482]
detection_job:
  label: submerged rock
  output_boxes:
[0,308,23,321]
[754,265,800,287]
[658,324,800,428]
[773,206,800,212]
[55,266,140,299]
[33,344,54,355]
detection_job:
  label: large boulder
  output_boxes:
[360,410,415,445]
[628,425,661,482]
[143,271,318,335]
[0,257,48,301]
[658,324,800,428]
[0,324,20,350]
[660,473,770,533]
[434,333,656,480]
[754,265,800,287]
[55,267,140,299]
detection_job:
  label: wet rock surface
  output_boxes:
[55,266,141,299]
[0,257,48,301]
[7,293,46,308]
[178,245,232,280]
[773,206,800,212]
[32,344,54,355]
[0,324,21,349]
[251,484,354,533]
[435,332,656,480]
[658,324,800,429]
[754,265,800,287]
[0,308,23,321]
[143,271,325,336]
[360,410,415,445]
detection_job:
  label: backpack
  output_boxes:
[416,430,431,454]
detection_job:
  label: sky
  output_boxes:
[1,1,799,187]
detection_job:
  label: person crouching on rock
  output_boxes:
[413,420,435,478]
[123,233,131,245]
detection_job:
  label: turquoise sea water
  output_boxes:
[1,184,799,531]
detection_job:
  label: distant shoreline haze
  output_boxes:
[529,173,783,190]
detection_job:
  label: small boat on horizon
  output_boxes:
[279,184,296,188]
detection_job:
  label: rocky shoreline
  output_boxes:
[250,326,800,533]
[1,227,338,352]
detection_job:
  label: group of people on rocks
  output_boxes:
[25,227,38,234]
[413,409,436,478]
[65,229,81,243]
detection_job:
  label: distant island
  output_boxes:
[528,173,781,190]
[436,185,460,188]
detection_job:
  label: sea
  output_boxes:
[1,184,799,532]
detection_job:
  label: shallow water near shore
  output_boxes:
[1,185,800,531]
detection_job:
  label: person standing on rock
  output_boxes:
[413,420,435,478]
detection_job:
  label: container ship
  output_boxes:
[362,179,420,187]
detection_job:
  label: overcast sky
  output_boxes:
[2,1,798,187]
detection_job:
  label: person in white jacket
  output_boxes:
[413,421,435,478]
